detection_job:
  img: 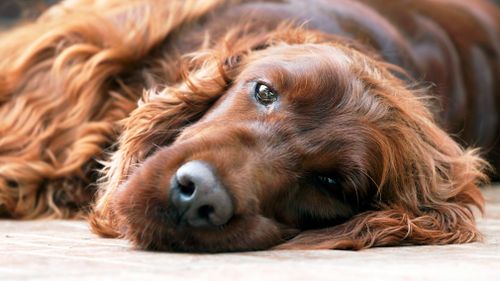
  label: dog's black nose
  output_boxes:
[170,161,233,228]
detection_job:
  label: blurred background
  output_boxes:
[1,0,499,28]
[0,0,58,27]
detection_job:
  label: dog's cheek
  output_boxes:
[112,179,173,250]
[110,157,176,242]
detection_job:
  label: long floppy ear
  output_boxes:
[276,69,488,250]
[277,130,487,250]
[0,0,223,218]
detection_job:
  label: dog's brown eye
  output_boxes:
[254,83,277,105]
[316,175,338,187]
[309,173,340,190]
[306,172,341,196]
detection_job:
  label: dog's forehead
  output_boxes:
[243,44,354,99]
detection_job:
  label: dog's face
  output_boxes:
[108,43,476,252]
[111,43,393,251]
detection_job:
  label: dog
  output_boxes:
[0,0,498,252]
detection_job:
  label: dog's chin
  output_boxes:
[116,208,295,252]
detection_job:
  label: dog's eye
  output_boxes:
[305,172,343,198]
[315,175,338,187]
[254,82,277,105]
[309,173,340,191]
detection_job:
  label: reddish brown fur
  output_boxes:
[0,0,498,252]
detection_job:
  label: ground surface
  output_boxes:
[1,188,499,281]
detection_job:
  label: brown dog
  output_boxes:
[0,0,498,252]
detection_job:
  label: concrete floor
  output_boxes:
[1,188,499,281]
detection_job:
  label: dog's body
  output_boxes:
[0,0,498,252]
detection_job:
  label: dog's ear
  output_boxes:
[276,76,488,250]
[277,132,487,250]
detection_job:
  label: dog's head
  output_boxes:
[90,28,486,252]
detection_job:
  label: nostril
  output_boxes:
[197,204,215,220]
[178,180,196,198]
